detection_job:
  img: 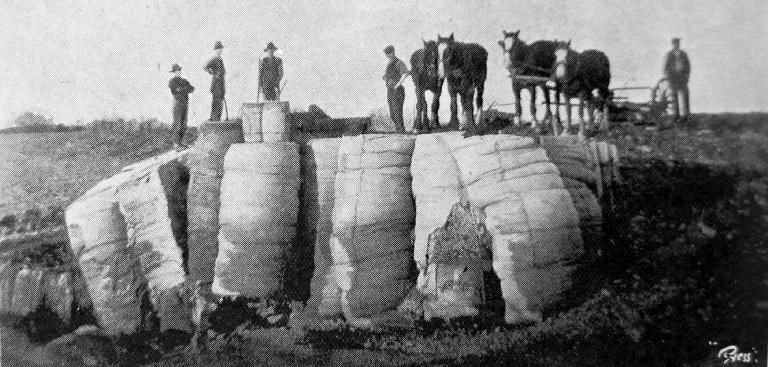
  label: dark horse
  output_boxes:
[410,40,443,133]
[499,30,558,133]
[552,40,611,136]
[436,34,487,135]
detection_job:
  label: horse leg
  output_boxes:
[529,86,538,126]
[461,91,477,137]
[587,90,596,130]
[513,84,523,125]
[431,90,441,130]
[553,87,561,135]
[543,86,553,123]
[448,86,459,129]
[475,82,485,128]
[414,87,425,133]
[578,90,586,133]
[564,94,573,136]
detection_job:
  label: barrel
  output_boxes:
[212,142,300,298]
[240,101,291,143]
[187,120,244,284]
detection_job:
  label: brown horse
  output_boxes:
[410,40,443,133]
[436,33,487,135]
[552,40,611,136]
[499,30,558,133]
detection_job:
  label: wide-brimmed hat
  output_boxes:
[169,64,182,72]
[383,45,395,54]
[264,42,278,52]
[214,41,224,50]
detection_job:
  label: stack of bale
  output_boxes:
[303,134,416,327]
[66,151,191,335]
[187,121,244,286]
[0,210,89,325]
[404,132,584,324]
[212,103,300,299]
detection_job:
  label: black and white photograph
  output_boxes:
[0,1,766,366]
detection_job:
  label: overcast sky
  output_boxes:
[1,0,766,127]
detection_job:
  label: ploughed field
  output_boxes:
[1,114,767,366]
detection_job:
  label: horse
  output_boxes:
[552,40,611,136]
[436,33,487,135]
[410,40,443,133]
[498,30,558,133]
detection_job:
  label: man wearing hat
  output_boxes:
[383,45,409,133]
[205,41,226,121]
[258,42,284,101]
[663,37,691,120]
[168,64,194,149]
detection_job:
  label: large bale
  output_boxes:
[187,121,244,285]
[540,136,604,247]
[0,260,22,313]
[117,163,190,332]
[301,138,343,316]
[66,150,191,335]
[66,194,141,334]
[330,134,416,324]
[212,142,300,298]
[408,132,582,324]
[10,266,44,317]
[43,271,74,323]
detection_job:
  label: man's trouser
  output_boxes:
[387,85,405,133]
[210,94,224,121]
[172,100,188,144]
[262,84,279,101]
[671,84,689,118]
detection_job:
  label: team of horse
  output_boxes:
[412,30,611,137]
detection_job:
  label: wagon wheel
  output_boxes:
[649,79,676,129]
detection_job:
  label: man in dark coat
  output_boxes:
[205,41,226,121]
[168,64,194,149]
[383,45,409,133]
[259,42,284,101]
[663,37,691,120]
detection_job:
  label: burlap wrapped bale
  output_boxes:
[212,142,300,298]
[330,134,416,324]
[10,266,45,317]
[66,195,141,334]
[43,271,74,323]
[301,138,344,316]
[66,150,190,335]
[187,121,244,285]
[407,132,582,324]
[0,260,22,313]
[540,136,604,248]
[117,165,190,332]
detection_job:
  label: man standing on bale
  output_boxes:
[168,64,194,150]
[259,42,284,101]
[663,37,691,121]
[383,45,409,133]
[205,41,226,121]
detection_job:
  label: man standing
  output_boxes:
[168,64,194,149]
[205,41,226,121]
[383,45,409,133]
[259,42,284,101]
[663,37,691,120]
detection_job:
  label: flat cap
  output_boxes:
[383,45,395,54]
